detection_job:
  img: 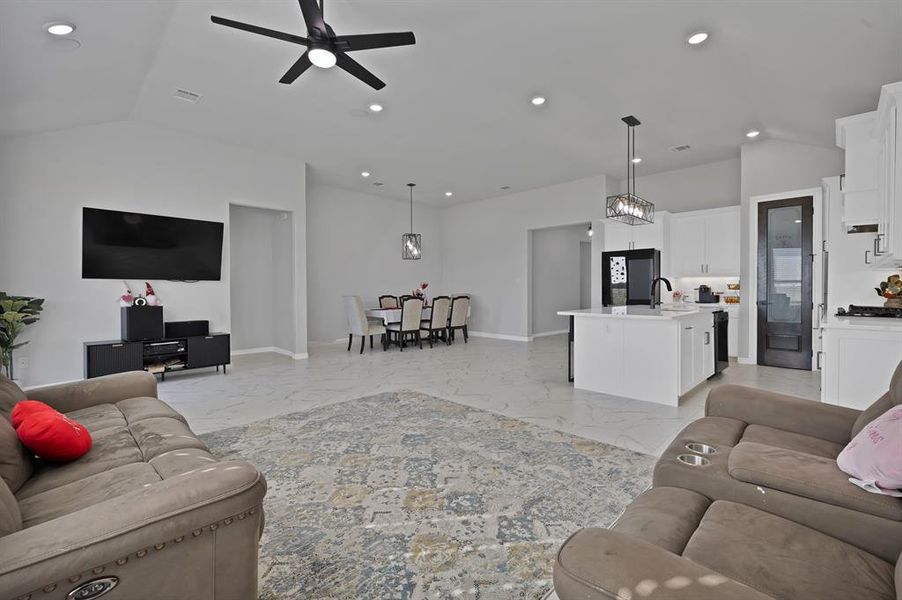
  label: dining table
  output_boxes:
[366,305,471,324]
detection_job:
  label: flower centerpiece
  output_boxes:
[412,282,429,306]
[875,274,902,308]
[0,292,45,380]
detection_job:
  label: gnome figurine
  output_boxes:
[144,282,162,306]
[119,281,134,307]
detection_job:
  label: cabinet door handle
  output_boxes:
[704,331,710,345]
[685,326,694,330]
[816,351,823,370]
[111,343,124,348]
[865,250,872,265]
[875,234,885,255]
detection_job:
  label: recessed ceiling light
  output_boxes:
[361,171,371,178]
[445,191,453,197]
[631,157,642,164]
[530,96,547,106]
[45,21,75,36]
[794,219,802,224]
[369,103,384,113]
[308,47,336,68]
[746,129,761,138]
[687,31,709,45]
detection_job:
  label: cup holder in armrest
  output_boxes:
[685,442,716,455]
[677,454,710,467]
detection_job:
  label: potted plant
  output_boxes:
[0,292,45,381]
[875,274,902,309]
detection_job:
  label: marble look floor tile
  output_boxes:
[158,334,821,457]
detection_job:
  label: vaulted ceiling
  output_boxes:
[1,0,900,205]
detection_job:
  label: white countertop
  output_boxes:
[821,316,902,332]
[557,306,715,320]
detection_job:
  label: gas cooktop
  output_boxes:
[836,305,902,318]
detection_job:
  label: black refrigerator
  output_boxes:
[601,249,662,306]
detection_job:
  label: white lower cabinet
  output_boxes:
[680,312,716,394]
[821,324,902,409]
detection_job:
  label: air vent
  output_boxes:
[670,144,691,152]
[372,182,384,187]
[173,88,201,103]
[499,185,512,190]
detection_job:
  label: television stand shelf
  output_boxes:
[84,333,230,380]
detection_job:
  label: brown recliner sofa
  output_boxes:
[653,360,902,563]
[0,372,266,600]
[555,486,901,600]
[555,360,902,599]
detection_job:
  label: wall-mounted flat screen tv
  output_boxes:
[82,208,224,281]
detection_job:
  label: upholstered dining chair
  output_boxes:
[387,297,424,351]
[343,295,387,354]
[421,295,451,348]
[378,295,399,309]
[448,295,470,344]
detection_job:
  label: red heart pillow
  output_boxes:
[11,401,92,462]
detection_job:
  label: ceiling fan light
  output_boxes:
[308,47,337,69]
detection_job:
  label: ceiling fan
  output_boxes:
[211,0,415,90]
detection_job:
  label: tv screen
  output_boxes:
[82,208,224,281]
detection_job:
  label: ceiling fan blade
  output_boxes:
[336,53,385,90]
[334,32,416,52]
[297,0,327,36]
[211,16,308,46]
[279,53,313,84]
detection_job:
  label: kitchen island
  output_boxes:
[557,306,717,406]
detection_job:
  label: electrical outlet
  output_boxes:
[16,357,28,370]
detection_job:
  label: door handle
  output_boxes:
[865,250,872,265]
[684,326,694,330]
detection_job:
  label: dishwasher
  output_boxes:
[711,310,729,376]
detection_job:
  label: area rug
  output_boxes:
[200,390,655,600]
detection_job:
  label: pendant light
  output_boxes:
[606,115,655,225]
[402,183,422,260]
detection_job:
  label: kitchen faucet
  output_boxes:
[650,277,672,308]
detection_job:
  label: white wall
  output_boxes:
[619,158,740,213]
[530,224,588,335]
[305,184,444,342]
[442,175,610,339]
[0,121,307,386]
[229,205,294,352]
[739,139,844,360]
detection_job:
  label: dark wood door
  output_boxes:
[757,196,814,370]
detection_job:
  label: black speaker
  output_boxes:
[165,320,210,338]
[120,306,164,341]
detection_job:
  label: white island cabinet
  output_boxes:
[558,307,716,406]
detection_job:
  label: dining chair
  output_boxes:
[448,295,470,344]
[378,295,399,309]
[421,295,451,348]
[387,297,424,351]
[343,295,387,354]
[399,294,414,303]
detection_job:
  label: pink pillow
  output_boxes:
[837,405,902,497]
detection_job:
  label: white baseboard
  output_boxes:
[292,353,309,360]
[530,329,568,338]
[231,347,296,358]
[468,331,532,343]
[737,356,756,365]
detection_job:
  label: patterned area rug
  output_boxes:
[200,391,655,599]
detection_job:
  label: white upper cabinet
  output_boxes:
[602,215,668,252]
[836,81,902,268]
[669,207,740,277]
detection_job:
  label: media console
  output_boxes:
[84,333,230,380]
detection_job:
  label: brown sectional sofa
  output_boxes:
[555,361,902,599]
[0,372,266,600]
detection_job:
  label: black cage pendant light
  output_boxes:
[402,183,422,260]
[606,115,655,225]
